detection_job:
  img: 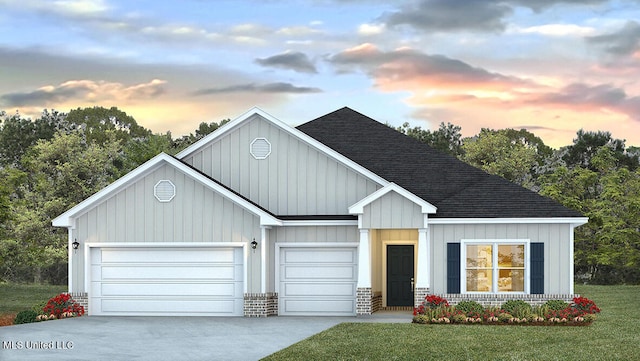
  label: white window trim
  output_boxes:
[461,239,530,295]
[154,180,175,202]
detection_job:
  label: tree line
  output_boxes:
[0,106,227,284]
[0,107,638,285]
[396,122,640,284]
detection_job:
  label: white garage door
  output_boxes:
[279,247,357,316]
[90,246,243,316]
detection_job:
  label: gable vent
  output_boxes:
[154,180,175,202]
[250,138,271,159]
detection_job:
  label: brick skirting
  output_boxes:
[244,293,278,317]
[414,287,430,308]
[372,292,383,313]
[67,292,88,314]
[438,293,578,307]
[356,288,372,315]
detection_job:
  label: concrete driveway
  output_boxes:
[0,312,411,361]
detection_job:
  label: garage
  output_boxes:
[278,246,357,316]
[89,246,244,316]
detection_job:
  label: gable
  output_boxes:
[178,110,382,215]
[53,153,280,228]
[73,162,262,243]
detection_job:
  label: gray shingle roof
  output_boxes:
[297,107,583,218]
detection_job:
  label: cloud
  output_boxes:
[514,23,596,37]
[358,23,385,36]
[588,20,640,56]
[192,82,322,95]
[382,0,512,32]
[328,43,533,91]
[381,0,608,33]
[255,51,318,73]
[0,79,166,107]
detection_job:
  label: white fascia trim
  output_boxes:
[429,217,589,225]
[280,220,358,226]
[85,242,248,248]
[348,182,437,214]
[276,242,360,248]
[176,107,389,187]
[53,153,281,228]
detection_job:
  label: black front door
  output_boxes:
[387,245,414,306]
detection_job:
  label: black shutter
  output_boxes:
[447,243,461,294]
[530,243,544,294]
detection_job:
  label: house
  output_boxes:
[53,107,587,317]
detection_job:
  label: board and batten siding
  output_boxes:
[361,191,423,229]
[182,114,381,215]
[430,223,572,295]
[70,163,262,293]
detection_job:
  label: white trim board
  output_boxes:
[349,182,437,215]
[429,217,588,225]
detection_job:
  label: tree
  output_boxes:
[540,146,640,284]
[119,132,175,175]
[8,130,121,283]
[461,129,538,187]
[0,110,60,168]
[562,129,639,171]
[172,119,230,151]
[396,121,463,157]
[65,106,151,145]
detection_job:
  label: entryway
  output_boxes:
[386,245,414,307]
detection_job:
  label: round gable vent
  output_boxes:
[250,138,271,159]
[154,180,176,202]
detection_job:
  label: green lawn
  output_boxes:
[263,285,640,361]
[0,283,67,314]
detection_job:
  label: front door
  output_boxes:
[387,245,414,306]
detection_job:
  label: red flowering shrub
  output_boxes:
[424,295,449,308]
[42,293,85,319]
[571,296,601,315]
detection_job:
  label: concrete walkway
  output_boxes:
[0,312,412,361]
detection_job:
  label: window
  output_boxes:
[463,241,527,293]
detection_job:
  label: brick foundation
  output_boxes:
[68,292,88,314]
[413,287,430,308]
[438,293,578,307]
[244,293,278,317]
[356,288,372,315]
[372,292,383,313]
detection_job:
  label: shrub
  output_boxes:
[423,295,449,309]
[13,310,38,325]
[498,313,513,323]
[42,293,85,319]
[452,313,467,323]
[412,315,430,324]
[544,299,569,311]
[455,300,483,315]
[571,296,600,314]
[583,313,597,323]
[501,300,532,315]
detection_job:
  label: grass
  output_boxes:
[263,285,640,361]
[0,283,67,326]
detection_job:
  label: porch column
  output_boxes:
[357,229,371,288]
[415,228,430,307]
[356,229,372,315]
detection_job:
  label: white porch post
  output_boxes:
[416,228,430,288]
[260,226,269,294]
[357,229,371,288]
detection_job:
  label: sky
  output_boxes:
[1,0,640,148]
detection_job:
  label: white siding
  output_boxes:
[361,191,423,229]
[429,223,572,295]
[182,114,381,215]
[71,163,261,293]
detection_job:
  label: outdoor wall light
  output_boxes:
[251,238,258,250]
[72,239,80,254]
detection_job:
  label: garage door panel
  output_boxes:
[100,298,240,314]
[100,248,235,263]
[279,247,357,316]
[100,265,237,280]
[282,265,355,280]
[283,299,355,314]
[283,249,356,263]
[90,247,243,316]
[99,282,238,297]
[283,283,355,297]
